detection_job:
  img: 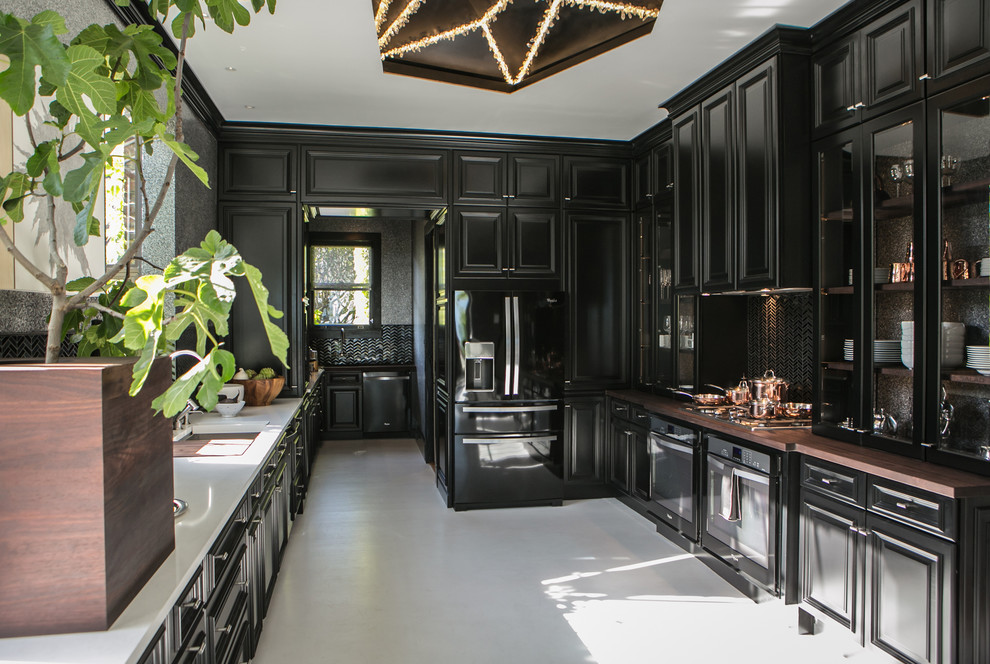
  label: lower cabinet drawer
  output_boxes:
[172,566,205,653]
[208,543,249,664]
[868,479,956,541]
[801,457,864,507]
[173,624,208,664]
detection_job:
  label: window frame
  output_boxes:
[307,231,382,337]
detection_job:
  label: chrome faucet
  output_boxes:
[172,399,198,441]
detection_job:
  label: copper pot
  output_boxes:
[748,398,775,419]
[750,370,789,403]
[671,390,727,407]
[778,402,812,418]
[727,379,750,405]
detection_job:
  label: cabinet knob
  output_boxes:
[846,102,865,111]
[564,197,571,201]
[918,73,931,81]
[666,183,674,190]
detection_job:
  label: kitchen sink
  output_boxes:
[173,432,258,458]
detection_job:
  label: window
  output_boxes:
[308,232,381,331]
[104,137,141,275]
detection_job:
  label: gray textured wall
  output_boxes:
[175,110,218,253]
[307,217,414,325]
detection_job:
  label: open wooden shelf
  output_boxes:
[944,277,989,288]
[824,286,854,295]
[822,364,990,384]
[876,282,915,291]
[877,364,912,376]
[943,368,990,385]
[823,361,854,371]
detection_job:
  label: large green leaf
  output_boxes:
[242,261,290,368]
[55,44,117,119]
[155,124,209,186]
[0,171,31,223]
[25,139,58,177]
[0,13,70,115]
[104,24,175,91]
[151,348,232,416]
[63,151,106,203]
[205,0,252,33]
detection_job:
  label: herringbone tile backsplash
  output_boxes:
[0,334,77,359]
[747,294,814,403]
[309,325,413,365]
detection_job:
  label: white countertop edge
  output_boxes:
[0,396,307,664]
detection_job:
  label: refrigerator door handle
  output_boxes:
[504,296,513,396]
[512,295,521,396]
[462,436,558,446]
[463,405,558,413]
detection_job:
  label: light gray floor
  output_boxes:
[254,438,895,664]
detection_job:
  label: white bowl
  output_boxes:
[215,400,246,418]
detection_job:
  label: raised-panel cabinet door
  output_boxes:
[736,61,778,288]
[222,203,299,397]
[867,516,955,664]
[799,492,864,634]
[329,388,361,431]
[633,152,653,208]
[510,154,558,207]
[607,421,630,493]
[673,109,701,291]
[453,208,505,278]
[454,152,506,204]
[701,85,736,292]
[304,150,446,205]
[221,146,297,200]
[813,34,860,136]
[862,0,924,118]
[563,156,630,209]
[563,398,605,484]
[510,209,558,278]
[928,0,990,91]
[565,212,629,388]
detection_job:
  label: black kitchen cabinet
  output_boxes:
[565,211,629,389]
[812,0,924,137]
[450,207,559,285]
[303,149,446,206]
[135,625,167,664]
[667,46,811,294]
[634,206,654,390]
[562,156,630,209]
[606,399,650,498]
[563,396,608,498]
[633,151,652,208]
[220,145,297,201]
[798,458,956,664]
[221,203,303,398]
[927,0,990,92]
[673,109,701,291]
[325,371,362,434]
[607,418,630,493]
[435,391,450,503]
[700,84,735,292]
[454,151,558,207]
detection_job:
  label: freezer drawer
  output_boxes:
[454,402,561,434]
[362,372,409,433]
[453,432,563,508]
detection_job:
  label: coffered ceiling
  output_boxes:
[182,0,850,141]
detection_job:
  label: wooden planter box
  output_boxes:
[0,358,175,637]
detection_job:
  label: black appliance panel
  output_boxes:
[649,417,700,540]
[452,291,565,402]
[454,403,562,435]
[453,433,563,508]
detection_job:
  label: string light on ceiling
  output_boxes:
[371,0,665,92]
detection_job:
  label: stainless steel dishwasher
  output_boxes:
[362,371,410,433]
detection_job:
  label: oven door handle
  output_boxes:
[652,434,693,455]
[462,436,558,445]
[710,456,770,486]
[462,405,558,413]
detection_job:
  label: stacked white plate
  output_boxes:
[874,339,901,363]
[874,267,890,283]
[843,339,854,361]
[966,345,990,375]
[977,258,990,277]
[901,321,965,369]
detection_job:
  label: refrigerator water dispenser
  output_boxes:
[464,342,495,392]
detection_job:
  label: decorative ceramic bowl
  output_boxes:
[231,376,285,407]
[215,400,246,418]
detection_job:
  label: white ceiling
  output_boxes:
[183,0,850,141]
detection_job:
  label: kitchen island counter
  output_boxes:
[0,396,306,664]
[608,389,990,498]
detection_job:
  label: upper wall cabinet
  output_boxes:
[812,0,924,138]
[220,145,297,201]
[449,207,559,287]
[670,50,811,293]
[454,152,558,207]
[303,149,447,206]
[562,156,630,209]
[927,0,990,92]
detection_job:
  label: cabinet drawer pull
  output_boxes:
[214,552,229,562]
[217,625,233,636]
[895,501,912,510]
[918,73,931,81]
[820,478,835,485]
[181,599,203,611]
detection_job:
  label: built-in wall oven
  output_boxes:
[702,435,781,595]
[648,417,700,542]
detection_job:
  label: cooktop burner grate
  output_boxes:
[685,405,812,430]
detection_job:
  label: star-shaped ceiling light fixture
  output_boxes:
[372,0,664,93]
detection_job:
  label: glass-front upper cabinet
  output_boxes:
[864,107,925,455]
[929,80,990,469]
[815,129,863,440]
[676,294,697,391]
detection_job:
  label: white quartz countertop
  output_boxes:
[0,398,304,664]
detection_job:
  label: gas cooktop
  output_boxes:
[685,405,812,430]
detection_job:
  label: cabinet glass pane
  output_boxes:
[636,211,652,386]
[818,140,859,428]
[676,295,696,390]
[871,121,916,445]
[937,95,990,461]
[656,210,674,388]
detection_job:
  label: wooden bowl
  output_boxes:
[230,376,284,407]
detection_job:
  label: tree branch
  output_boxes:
[88,301,126,320]
[59,139,86,162]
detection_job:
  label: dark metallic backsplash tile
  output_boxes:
[310,325,413,365]
[0,333,77,359]
[747,294,813,403]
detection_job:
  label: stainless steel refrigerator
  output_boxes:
[450,291,566,510]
